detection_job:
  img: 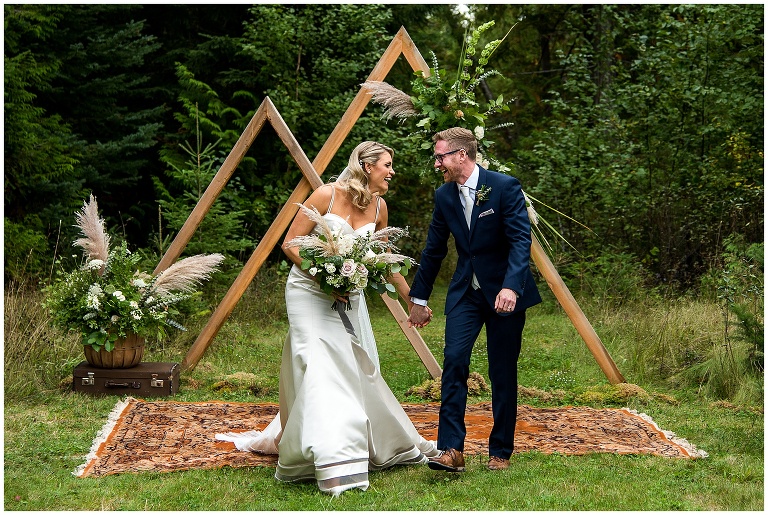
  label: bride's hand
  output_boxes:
[331,292,349,304]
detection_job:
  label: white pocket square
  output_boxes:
[479,209,494,218]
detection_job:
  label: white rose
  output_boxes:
[112,290,126,302]
[309,267,318,276]
[474,126,485,140]
[324,263,336,274]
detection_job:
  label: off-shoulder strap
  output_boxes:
[374,195,381,223]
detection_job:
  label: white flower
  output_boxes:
[85,259,105,270]
[131,310,142,320]
[309,267,318,276]
[340,259,356,277]
[111,315,119,322]
[335,233,355,255]
[357,264,368,277]
[86,284,103,310]
[474,126,485,140]
[129,301,139,309]
[112,290,126,302]
[86,295,100,310]
[132,277,147,288]
[324,263,336,274]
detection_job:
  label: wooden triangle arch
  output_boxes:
[154,27,625,385]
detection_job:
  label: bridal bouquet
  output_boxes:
[285,204,414,310]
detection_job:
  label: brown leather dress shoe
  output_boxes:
[487,456,510,471]
[428,448,465,472]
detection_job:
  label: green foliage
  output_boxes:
[559,251,656,307]
[516,4,763,287]
[711,234,764,376]
[4,4,84,274]
[3,217,51,284]
[155,120,254,272]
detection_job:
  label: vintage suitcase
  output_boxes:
[73,361,180,397]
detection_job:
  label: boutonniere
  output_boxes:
[475,185,492,205]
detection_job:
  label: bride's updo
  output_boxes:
[336,141,394,210]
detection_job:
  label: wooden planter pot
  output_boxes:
[84,333,145,368]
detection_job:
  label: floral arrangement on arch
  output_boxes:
[285,204,414,310]
[364,20,516,173]
[43,195,224,352]
[363,20,590,254]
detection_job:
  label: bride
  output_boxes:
[217,141,438,495]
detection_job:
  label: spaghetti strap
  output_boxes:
[326,184,336,215]
[374,196,381,224]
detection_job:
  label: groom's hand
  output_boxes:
[494,288,518,313]
[408,304,432,328]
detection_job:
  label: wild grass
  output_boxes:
[3,268,764,510]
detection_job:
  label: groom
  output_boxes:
[407,127,541,472]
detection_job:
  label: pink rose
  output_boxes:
[340,259,356,277]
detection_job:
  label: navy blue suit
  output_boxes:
[409,166,541,458]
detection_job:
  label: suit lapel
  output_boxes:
[469,167,488,235]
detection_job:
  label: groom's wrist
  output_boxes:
[410,297,428,307]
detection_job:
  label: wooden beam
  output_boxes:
[181,100,323,371]
[182,26,445,376]
[153,99,269,275]
[380,295,442,379]
[529,236,626,384]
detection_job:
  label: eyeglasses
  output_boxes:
[432,148,464,165]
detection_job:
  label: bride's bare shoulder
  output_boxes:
[305,183,335,211]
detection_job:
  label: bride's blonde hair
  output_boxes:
[336,141,394,210]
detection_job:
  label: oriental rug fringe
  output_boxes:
[75,398,707,478]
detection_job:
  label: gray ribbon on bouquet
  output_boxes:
[332,298,357,338]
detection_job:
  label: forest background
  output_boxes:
[6,2,764,388]
[3,4,764,510]
[4,1,764,400]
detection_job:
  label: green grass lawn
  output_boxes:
[4,284,764,510]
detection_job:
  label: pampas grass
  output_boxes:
[151,253,225,296]
[73,195,111,265]
[362,81,418,122]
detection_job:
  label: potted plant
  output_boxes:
[43,195,224,368]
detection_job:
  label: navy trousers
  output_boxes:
[437,287,526,459]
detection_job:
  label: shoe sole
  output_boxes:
[428,461,465,472]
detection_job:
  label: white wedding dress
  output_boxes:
[217,211,437,495]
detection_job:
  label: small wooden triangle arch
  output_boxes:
[154,27,624,384]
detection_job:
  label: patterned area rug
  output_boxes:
[75,397,707,478]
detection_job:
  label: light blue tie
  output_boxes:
[460,185,480,290]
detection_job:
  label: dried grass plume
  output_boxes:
[151,253,225,296]
[362,81,418,122]
[74,195,111,263]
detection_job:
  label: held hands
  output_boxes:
[407,304,433,328]
[494,288,517,314]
